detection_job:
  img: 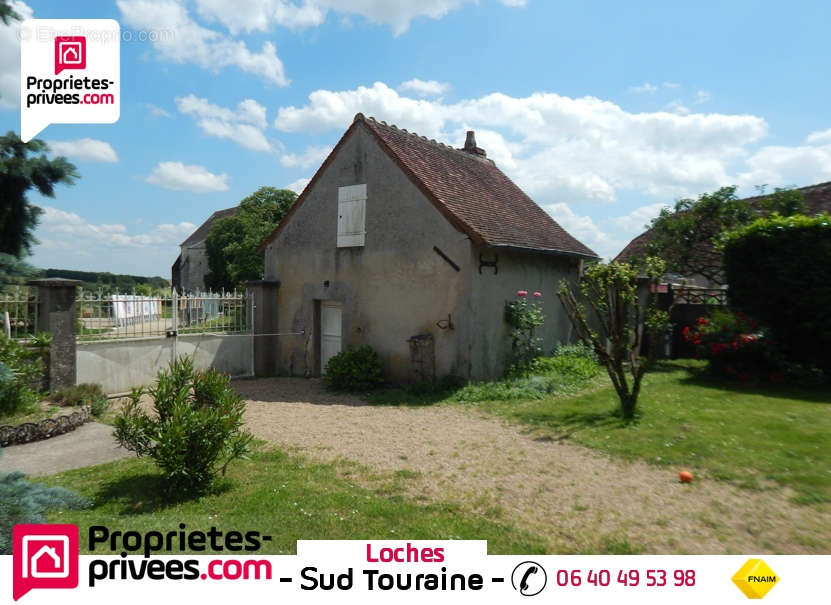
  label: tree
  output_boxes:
[0,133,78,258]
[204,187,296,291]
[0,0,20,25]
[558,258,670,419]
[645,186,804,285]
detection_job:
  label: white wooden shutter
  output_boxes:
[337,184,366,247]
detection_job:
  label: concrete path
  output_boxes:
[0,422,131,477]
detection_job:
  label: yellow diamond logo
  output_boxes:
[732,559,779,599]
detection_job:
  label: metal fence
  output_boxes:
[0,286,39,340]
[76,290,250,342]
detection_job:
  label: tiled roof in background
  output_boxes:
[181,207,237,247]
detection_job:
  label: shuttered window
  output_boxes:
[337,184,366,247]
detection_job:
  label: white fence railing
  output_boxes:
[77,290,250,342]
[0,286,39,340]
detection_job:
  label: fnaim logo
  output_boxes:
[12,524,80,601]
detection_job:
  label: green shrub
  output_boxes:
[0,470,90,554]
[453,353,601,402]
[114,357,253,498]
[722,213,831,374]
[0,336,44,390]
[552,341,599,363]
[324,345,384,392]
[504,290,545,374]
[51,383,108,417]
[0,360,38,418]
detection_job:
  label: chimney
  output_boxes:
[462,130,487,157]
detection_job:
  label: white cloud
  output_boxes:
[285,177,311,193]
[116,0,288,85]
[193,0,525,36]
[805,127,831,145]
[273,82,766,203]
[280,145,331,168]
[34,206,197,275]
[695,90,712,104]
[146,161,230,193]
[664,100,690,115]
[737,139,831,190]
[0,1,33,109]
[176,94,271,151]
[39,206,196,248]
[399,78,450,97]
[609,202,668,234]
[628,83,658,94]
[146,103,173,118]
[544,202,619,259]
[47,139,119,163]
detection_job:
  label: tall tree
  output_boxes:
[204,187,296,291]
[0,0,20,25]
[0,133,78,258]
[558,258,670,420]
[645,185,804,285]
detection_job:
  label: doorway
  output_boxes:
[319,301,342,374]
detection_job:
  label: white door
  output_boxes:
[320,301,342,373]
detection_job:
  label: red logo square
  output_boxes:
[12,524,79,601]
[55,36,86,74]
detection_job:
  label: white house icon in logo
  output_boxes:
[21,535,70,579]
[59,43,81,64]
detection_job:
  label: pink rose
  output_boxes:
[533,291,541,298]
[517,290,527,297]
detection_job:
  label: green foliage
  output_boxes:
[644,186,805,285]
[0,0,20,25]
[324,345,384,392]
[114,357,253,498]
[0,471,90,554]
[205,187,297,291]
[722,213,831,373]
[558,258,670,419]
[0,133,78,259]
[552,341,599,363]
[452,353,601,402]
[0,336,43,416]
[51,383,108,416]
[504,290,545,374]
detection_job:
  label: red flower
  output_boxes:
[533,291,541,298]
[696,317,709,326]
[517,290,527,297]
[732,340,738,350]
[682,326,691,341]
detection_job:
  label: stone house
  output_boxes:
[172,207,236,293]
[257,113,598,382]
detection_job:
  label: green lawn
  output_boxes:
[370,360,831,505]
[43,448,546,555]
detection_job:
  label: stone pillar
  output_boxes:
[28,278,82,392]
[246,280,280,377]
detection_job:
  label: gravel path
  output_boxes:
[0,422,130,477]
[236,377,830,554]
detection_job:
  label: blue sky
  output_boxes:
[2,0,830,276]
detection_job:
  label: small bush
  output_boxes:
[552,341,599,363]
[324,345,384,392]
[0,361,38,418]
[114,357,253,498]
[51,383,104,406]
[504,290,545,374]
[51,383,108,417]
[453,353,601,402]
[0,470,90,554]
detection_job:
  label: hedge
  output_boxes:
[722,213,831,371]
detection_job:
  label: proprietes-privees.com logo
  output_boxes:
[12,523,274,601]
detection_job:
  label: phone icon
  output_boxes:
[511,561,547,597]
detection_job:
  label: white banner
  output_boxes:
[2,538,826,604]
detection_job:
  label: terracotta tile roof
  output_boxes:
[181,207,237,247]
[614,180,831,263]
[260,113,598,258]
